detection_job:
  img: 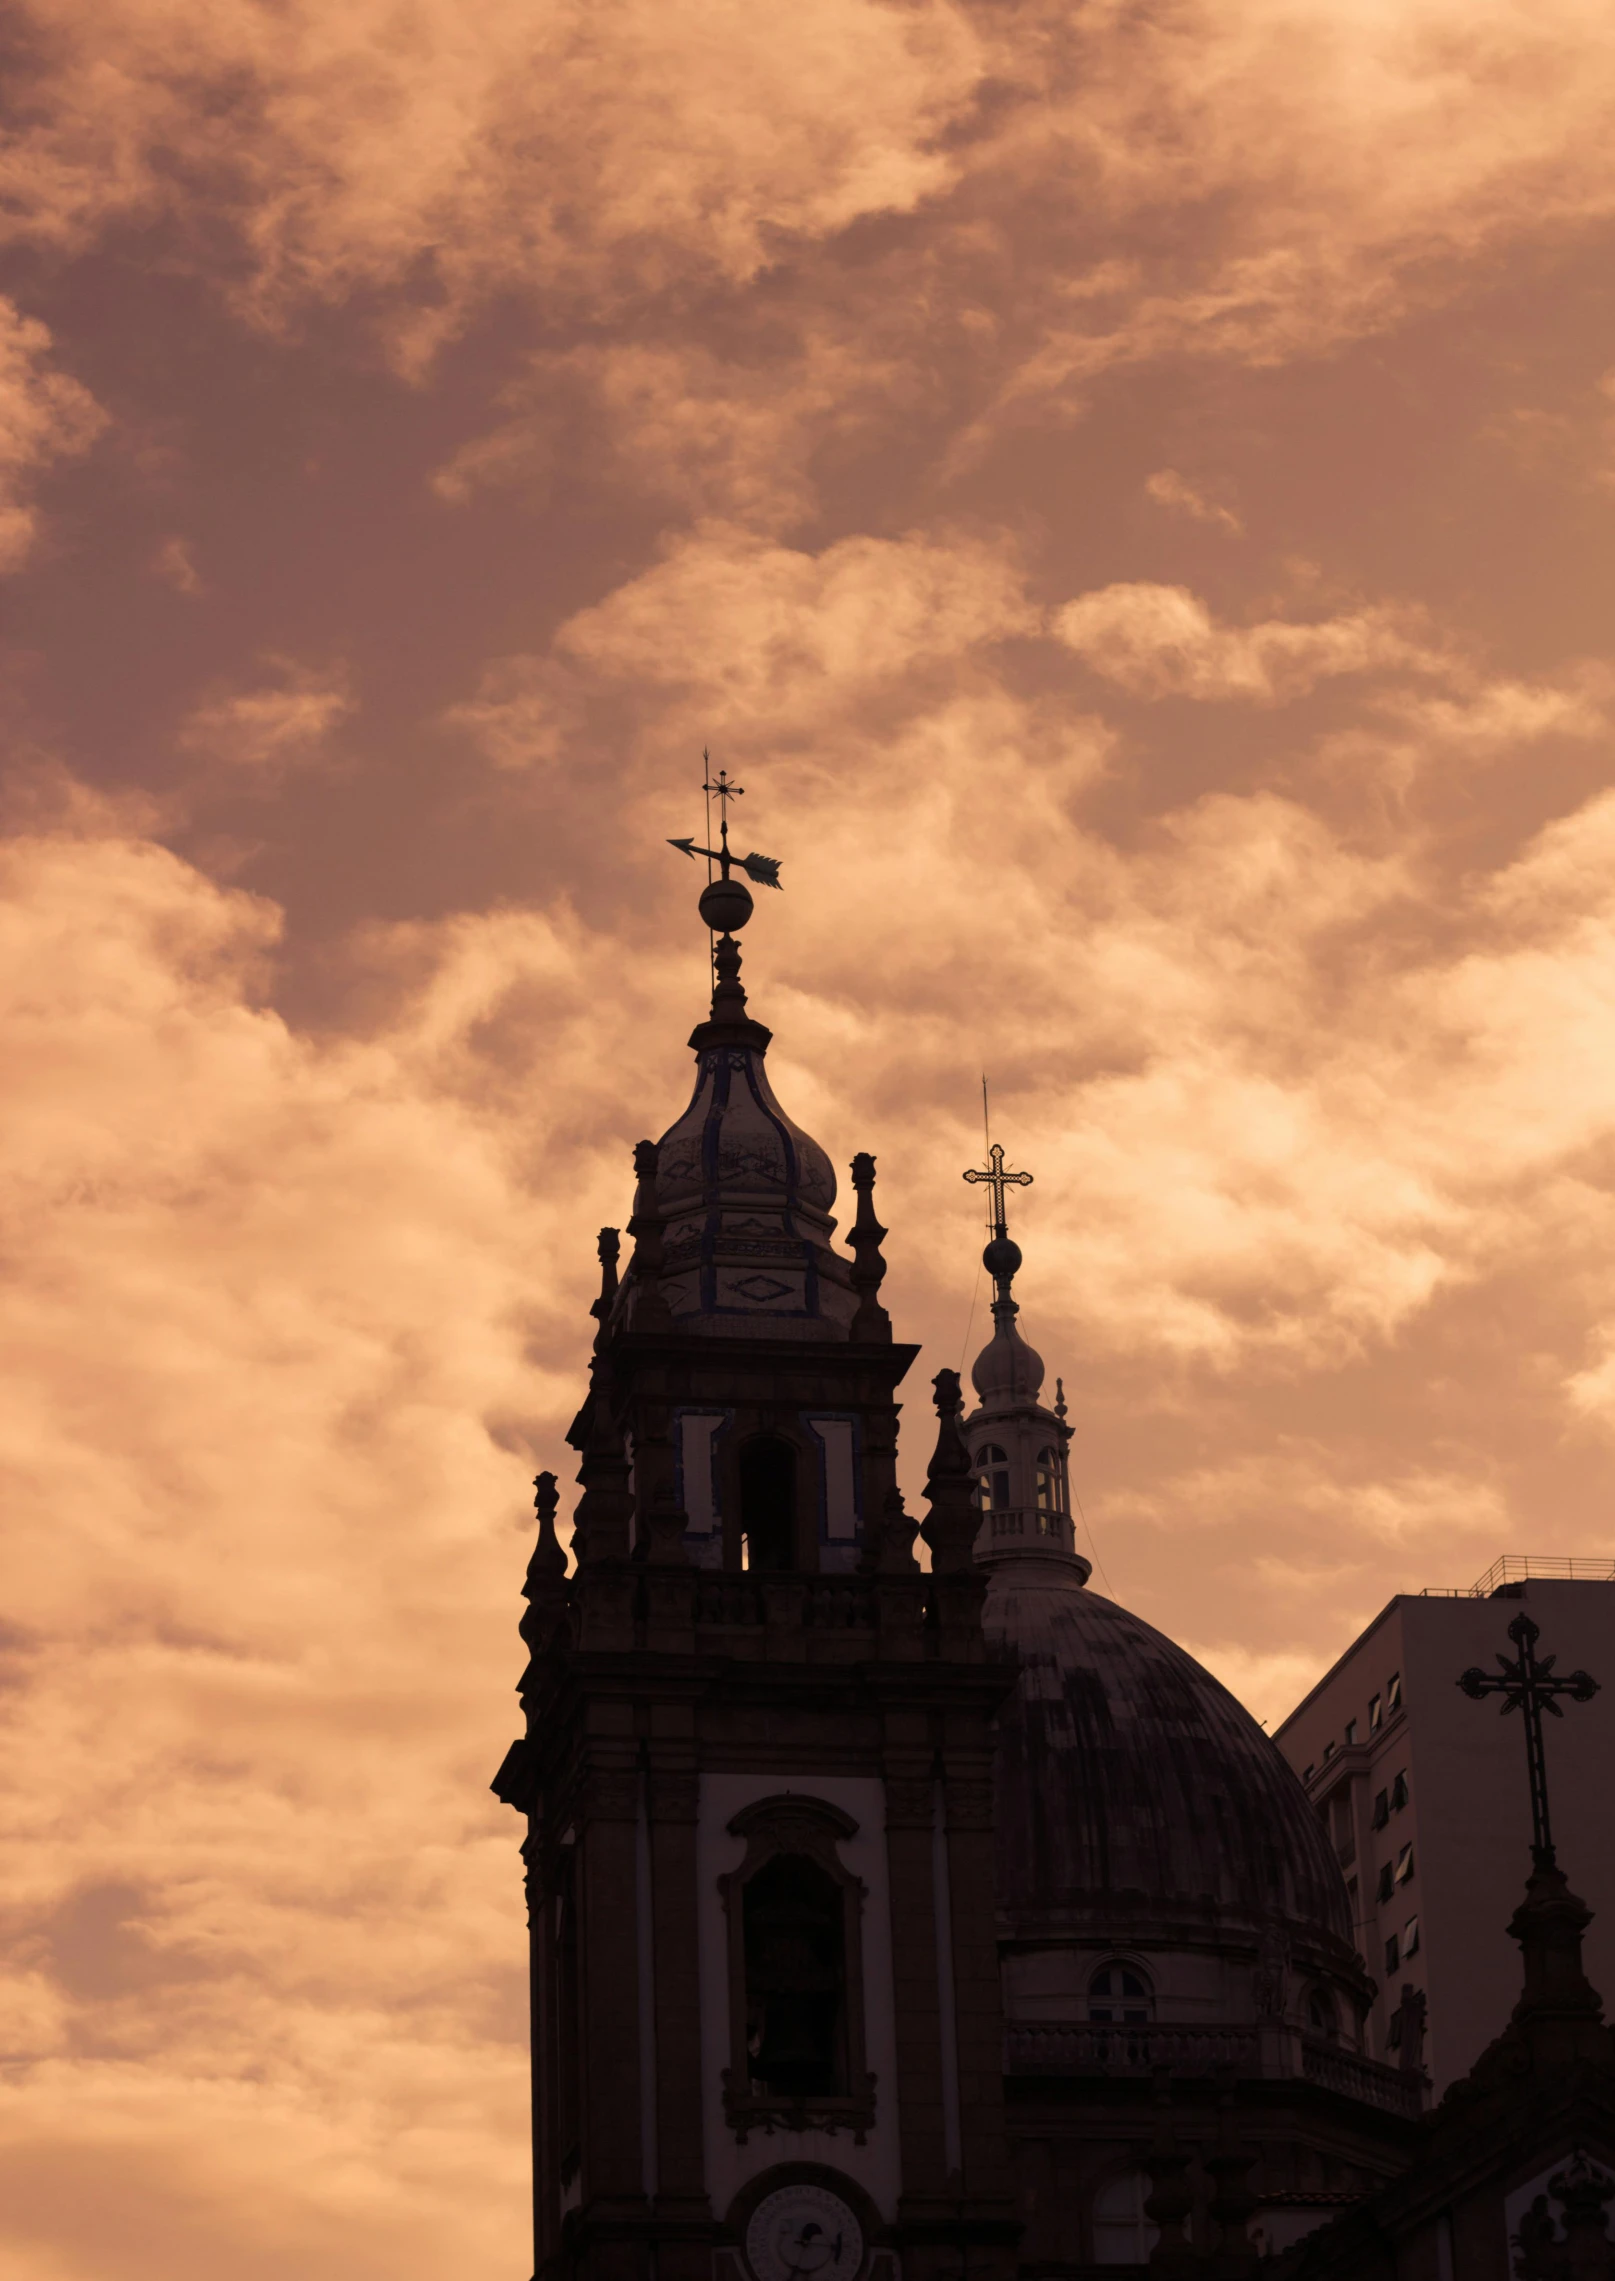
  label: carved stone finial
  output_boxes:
[592,1227,620,1316]
[921,1369,978,1574]
[1054,1374,1068,1421]
[846,1151,892,1343]
[519,1470,569,1648]
[626,1140,672,1328]
[571,1380,634,1565]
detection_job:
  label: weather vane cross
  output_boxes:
[964,1141,1033,1241]
[667,751,783,889]
[1458,1611,1599,1869]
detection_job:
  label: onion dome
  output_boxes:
[971,1300,1047,1408]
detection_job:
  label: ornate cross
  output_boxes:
[1458,1611,1599,1868]
[963,1141,1033,1240]
[667,753,782,887]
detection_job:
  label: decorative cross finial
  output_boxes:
[1459,1611,1599,1869]
[963,1140,1033,1242]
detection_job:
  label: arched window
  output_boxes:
[742,1853,846,2097]
[1088,1961,1153,2023]
[1034,1446,1063,1526]
[740,1435,797,1570]
[1092,2171,1159,2264]
[720,1794,877,2138]
[975,1444,1011,1513]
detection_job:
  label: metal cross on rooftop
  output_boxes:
[963,1141,1033,1240]
[667,751,782,889]
[1458,1611,1599,1869]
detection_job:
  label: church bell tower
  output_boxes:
[494,782,1019,2281]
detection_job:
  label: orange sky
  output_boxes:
[4,2,1615,2272]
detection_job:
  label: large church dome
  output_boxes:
[984,1560,1350,1942]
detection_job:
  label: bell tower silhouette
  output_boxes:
[494,783,1017,2281]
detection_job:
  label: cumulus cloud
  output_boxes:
[0,0,980,362]
[180,660,356,774]
[0,297,104,569]
[952,0,1615,446]
[1144,469,1243,534]
[435,333,919,530]
[0,810,693,2278]
[448,526,1041,768]
[1052,582,1450,702]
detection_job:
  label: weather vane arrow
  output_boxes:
[667,762,783,889]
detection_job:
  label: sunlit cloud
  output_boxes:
[1144,468,1243,535]
[7,0,1615,2267]
[180,661,357,775]
[1052,582,1450,703]
[0,297,104,570]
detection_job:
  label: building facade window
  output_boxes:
[1376,1862,1394,1903]
[1395,1844,1415,1885]
[1371,1788,1389,1830]
[1390,1770,1409,1811]
[1385,1932,1401,1974]
[1369,1693,1383,1731]
[975,1444,1010,1514]
[1088,1962,1153,2023]
[1344,1718,1357,1746]
[1307,1988,1339,2041]
[1387,1672,1402,1712]
[1092,2171,1159,2264]
[1034,1448,1064,1524]
[739,1435,798,1571]
[1403,1915,1421,1958]
[718,1794,876,2138]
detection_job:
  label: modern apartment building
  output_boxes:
[1274,1558,1615,2096]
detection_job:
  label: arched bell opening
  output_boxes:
[739,1434,799,1571]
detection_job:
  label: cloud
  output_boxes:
[949,0,1615,451]
[151,536,204,596]
[0,297,105,570]
[0,0,981,363]
[435,333,919,530]
[0,807,696,2276]
[180,660,356,774]
[1052,582,1449,702]
[447,525,1041,768]
[1144,468,1243,534]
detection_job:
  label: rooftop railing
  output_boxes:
[1421,1554,1615,1599]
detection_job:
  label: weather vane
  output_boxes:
[668,756,783,891]
[1458,1611,1599,1870]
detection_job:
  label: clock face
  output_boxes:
[745,2186,864,2281]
